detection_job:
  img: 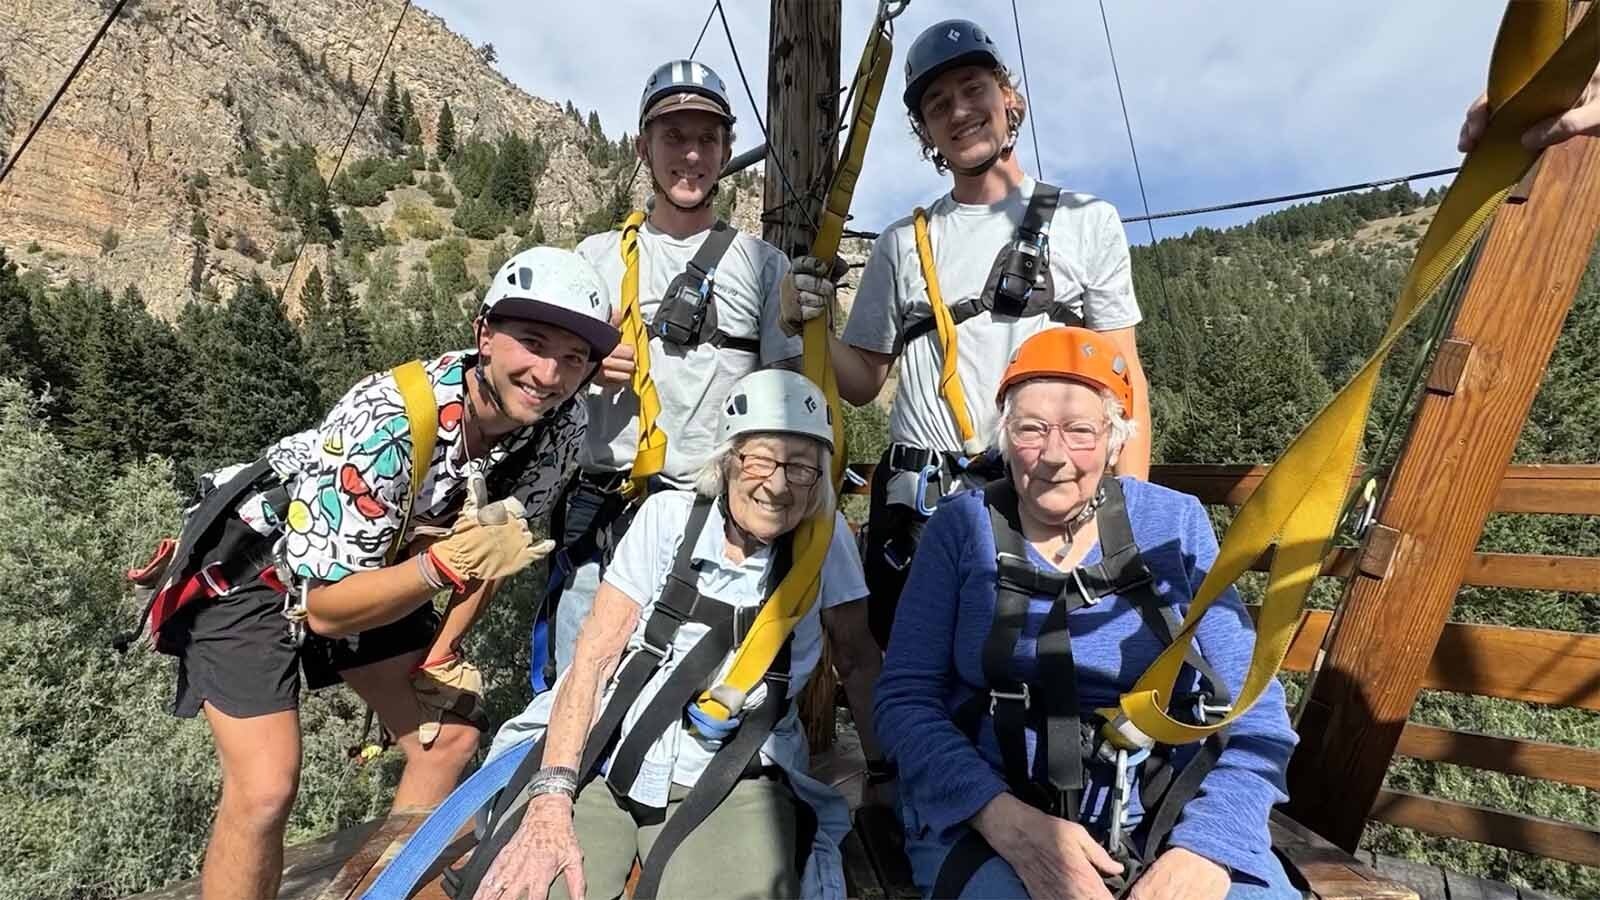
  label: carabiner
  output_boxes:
[913,462,943,517]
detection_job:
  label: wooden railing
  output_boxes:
[843,461,1600,867]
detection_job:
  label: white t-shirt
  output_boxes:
[576,223,799,487]
[842,177,1141,452]
[600,490,867,804]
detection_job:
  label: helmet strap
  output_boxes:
[717,490,770,551]
[947,108,1021,178]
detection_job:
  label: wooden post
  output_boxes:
[762,0,840,256]
[1284,133,1600,848]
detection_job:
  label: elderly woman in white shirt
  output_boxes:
[469,369,872,900]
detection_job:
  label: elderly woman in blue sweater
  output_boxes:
[874,327,1300,900]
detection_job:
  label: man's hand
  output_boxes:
[779,255,845,337]
[1460,62,1600,152]
[597,308,636,387]
[1127,847,1230,900]
[974,793,1123,900]
[410,654,487,747]
[479,795,586,900]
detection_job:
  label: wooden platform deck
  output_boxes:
[125,723,1573,899]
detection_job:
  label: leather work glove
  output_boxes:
[425,481,555,587]
[779,255,847,337]
[411,654,488,747]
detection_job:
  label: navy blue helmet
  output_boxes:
[902,19,1006,114]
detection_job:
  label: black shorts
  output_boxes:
[166,518,439,719]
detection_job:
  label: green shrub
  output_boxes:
[98,228,120,256]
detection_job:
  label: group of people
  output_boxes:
[131,13,1600,900]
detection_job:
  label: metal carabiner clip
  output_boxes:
[913,462,943,517]
[1106,745,1151,851]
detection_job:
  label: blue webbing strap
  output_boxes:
[360,735,536,899]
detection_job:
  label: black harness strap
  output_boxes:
[632,641,794,899]
[901,183,1076,345]
[652,220,757,352]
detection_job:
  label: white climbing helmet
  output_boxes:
[479,247,620,359]
[718,369,834,452]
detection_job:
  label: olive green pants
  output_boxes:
[545,776,804,900]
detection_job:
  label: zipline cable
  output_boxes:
[1097,0,1173,311]
[1122,166,1461,223]
[277,0,412,302]
[1008,0,1044,180]
[0,0,132,188]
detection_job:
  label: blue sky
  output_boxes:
[418,1,1505,244]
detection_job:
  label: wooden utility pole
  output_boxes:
[762,0,841,257]
[1284,86,1600,851]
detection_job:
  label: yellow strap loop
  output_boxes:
[390,359,438,564]
[695,17,896,720]
[1101,1,1600,750]
[617,210,667,500]
[912,208,981,451]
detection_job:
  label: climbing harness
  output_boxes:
[434,496,798,900]
[647,220,753,352]
[933,478,1233,896]
[1099,1,1600,755]
[688,0,904,725]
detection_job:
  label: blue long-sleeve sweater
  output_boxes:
[873,477,1298,883]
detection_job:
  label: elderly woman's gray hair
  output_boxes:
[694,434,836,519]
[991,379,1138,462]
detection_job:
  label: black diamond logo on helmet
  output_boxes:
[804,396,817,413]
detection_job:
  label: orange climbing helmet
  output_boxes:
[995,326,1135,413]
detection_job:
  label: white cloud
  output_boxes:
[420,0,1505,241]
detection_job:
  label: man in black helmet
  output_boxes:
[781,18,1153,649]
[543,60,887,786]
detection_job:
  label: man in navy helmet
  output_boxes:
[543,60,886,786]
[781,18,1152,650]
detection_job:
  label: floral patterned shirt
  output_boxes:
[223,351,582,584]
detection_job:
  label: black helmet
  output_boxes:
[639,59,736,128]
[903,19,1005,115]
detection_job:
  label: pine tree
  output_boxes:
[487,133,533,214]
[187,277,321,471]
[301,266,373,402]
[436,101,456,161]
[381,71,404,145]
[401,89,422,145]
[0,248,53,394]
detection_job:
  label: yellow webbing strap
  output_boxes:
[1100,1,1600,751]
[911,208,981,451]
[617,210,668,500]
[695,16,896,720]
[389,359,438,564]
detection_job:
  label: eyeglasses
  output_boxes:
[1005,418,1105,451]
[736,452,823,487]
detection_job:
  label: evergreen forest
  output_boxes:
[0,183,1595,898]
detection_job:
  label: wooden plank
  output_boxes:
[126,820,387,900]
[1368,854,1450,900]
[1460,552,1600,594]
[1370,790,1600,869]
[1442,866,1521,900]
[1395,723,1600,790]
[840,828,888,900]
[1265,811,1419,899]
[314,810,425,900]
[1259,608,1600,712]
[1286,129,1600,850]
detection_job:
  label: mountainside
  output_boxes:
[0,0,763,316]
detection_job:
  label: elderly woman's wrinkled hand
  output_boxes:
[1127,846,1230,900]
[975,793,1122,899]
[479,796,586,900]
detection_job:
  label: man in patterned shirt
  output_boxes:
[133,247,618,900]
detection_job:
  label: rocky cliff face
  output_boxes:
[0,0,766,316]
